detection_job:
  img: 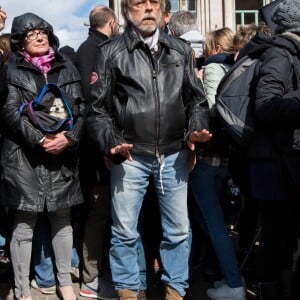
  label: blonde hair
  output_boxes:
[205,27,234,58]
[233,24,258,52]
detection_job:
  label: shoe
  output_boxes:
[206,284,246,300]
[213,279,226,288]
[30,279,56,295]
[80,277,119,300]
[213,276,246,289]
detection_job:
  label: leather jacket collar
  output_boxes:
[123,25,171,52]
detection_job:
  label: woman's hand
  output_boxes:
[41,131,74,155]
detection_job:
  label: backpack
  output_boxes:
[215,46,271,149]
[215,44,299,150]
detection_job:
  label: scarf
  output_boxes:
[24,47,55,74]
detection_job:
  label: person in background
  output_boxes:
[232,24,258,60]
[76,5,119,300]
[244,0,300,298]
[189,27,246,300]
[85,0,212,300]
[168,10,205,69]
[160,0,172,33]
[0,5,10,275]
[0,12,84,300]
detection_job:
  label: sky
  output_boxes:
[1,0,110,51]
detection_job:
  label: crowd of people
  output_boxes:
[0,1,300,300]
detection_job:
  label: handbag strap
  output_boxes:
[19,83,74,129]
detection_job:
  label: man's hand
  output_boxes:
[187,129,212,151]
[110,143,133,161]
[0,8,7,32]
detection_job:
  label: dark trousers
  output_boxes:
[82,184,112,283]
[255,200,296,282]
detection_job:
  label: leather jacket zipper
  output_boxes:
[145,46,161,158]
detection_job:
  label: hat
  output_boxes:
[10,12,59,52]
[272,0,300,33]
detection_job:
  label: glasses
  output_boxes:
[132,0,161,9]
[25,30,48,41]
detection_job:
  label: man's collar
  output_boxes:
[124,25,170,51]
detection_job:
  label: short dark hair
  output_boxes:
[165,0,171,13]
[89,6,116,29]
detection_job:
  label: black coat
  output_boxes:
[248,33,300,160]
[85,26,210,159]
[247,33,300,200]
[76,29,109,99]
[0,52,85,212]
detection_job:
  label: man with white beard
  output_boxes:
[85,1,212,300]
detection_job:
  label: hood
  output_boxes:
[10,12,59,53]
[180,29,205,58]
[238,31,300,59]
[204,52,235,66]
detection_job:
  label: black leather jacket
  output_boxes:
[0,52,84,212]
[85,26,210,159]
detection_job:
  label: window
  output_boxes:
[188,0,197,16]
[235,0,267,27]
[170,0,180,12]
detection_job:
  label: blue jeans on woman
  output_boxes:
[189,160,243,288]
[109,151,190,296]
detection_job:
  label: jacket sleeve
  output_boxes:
[2,84,45,148]
[255,47,300,127]
[76,42,96,99]
[85,46,125,157]
[64,79,85,146]
[182,46,210,136]
[203,63,228,110]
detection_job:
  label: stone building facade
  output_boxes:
[109,0,279,33]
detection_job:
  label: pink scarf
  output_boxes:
[24,47,55,74]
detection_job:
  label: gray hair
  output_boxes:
[121,0,165,25]
[168,10,197,37]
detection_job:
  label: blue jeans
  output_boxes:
[110,151,190,296]
[33,213,56,288]
[189,160,243,288]
[0,206,7,248]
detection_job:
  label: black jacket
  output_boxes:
[247,32,300,160]
[85,26,210,159]
[243,32,300,200]
[76,29,109,98]
[0,52,84,212]
[76,29,111,191]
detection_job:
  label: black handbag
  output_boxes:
[19,83,74,133]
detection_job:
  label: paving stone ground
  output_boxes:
[0,268,212,300]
